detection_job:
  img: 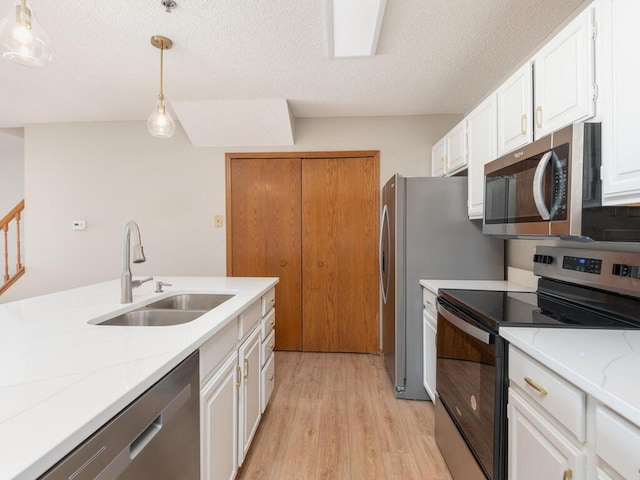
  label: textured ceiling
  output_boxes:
[0,0,586,129]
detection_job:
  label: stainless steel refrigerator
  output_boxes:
[380,174,504,400]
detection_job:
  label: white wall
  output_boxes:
[0,146,24,215]
[1,115,460,302]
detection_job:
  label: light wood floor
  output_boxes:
[237,352,453,480]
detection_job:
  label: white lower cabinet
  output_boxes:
[238,325,262,467]
[508,345,640,480]
[421,287,438,401]
[508,389,585,480]
[201,352,239,480]
[199,292,277,480]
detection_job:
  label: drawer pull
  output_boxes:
[562,468,572,480]
[524,376,548,395]
[244,358,249,380]
[425,300,433,306]
[269,343,274,352]
[269,297,275,304]
[268,373,274,382]
[268,320,275,327]
[236,365,241,388]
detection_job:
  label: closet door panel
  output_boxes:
[302,159,339,352]
[336,158,379,353]
[229,159,267,277]
[264,158,302,351]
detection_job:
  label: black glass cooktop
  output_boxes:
[438,281,640,333]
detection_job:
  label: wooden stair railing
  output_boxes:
[0,199,25,295]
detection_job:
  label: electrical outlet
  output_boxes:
[214,215,223,227]
[72,220,86,231]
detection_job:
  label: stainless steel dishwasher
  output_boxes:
[40,351,200,480]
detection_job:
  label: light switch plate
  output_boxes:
[214,215,223,227]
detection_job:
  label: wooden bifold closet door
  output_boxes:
[227,152,379,354]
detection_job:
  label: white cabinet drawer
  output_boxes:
[509,347,586,441]
[199,317,238,386]
[596,405,640,479]
[422,288,437,317]
[238,300,261,340]
[261,287,275,316]
[261,329,275,368]
[261,309,275,341]
[261,351,275,413]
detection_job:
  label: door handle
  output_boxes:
[437,302,491,344]
[379,204,390,304]
[533,151,553,220]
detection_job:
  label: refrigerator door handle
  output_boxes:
[380,204,390,304]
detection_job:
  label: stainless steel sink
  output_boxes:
[146,294,234,311]
[92,293,235,326]
[97,308,206,327]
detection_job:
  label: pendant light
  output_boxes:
[147,35,176,138]
[0,0,51,67]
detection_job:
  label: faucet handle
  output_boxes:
[155,281,172,293]
[132,276,153,288]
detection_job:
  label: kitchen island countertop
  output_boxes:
[0,276,277,480]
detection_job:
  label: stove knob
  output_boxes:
[533,254,554,264]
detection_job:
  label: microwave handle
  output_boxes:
[533,151,553,220]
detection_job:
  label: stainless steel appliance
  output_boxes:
[40,351,200,480]
[483,122,640,241]
[380,174,504,400]
[435,246,640,480]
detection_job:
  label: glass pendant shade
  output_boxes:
[147,99,176,138]
[0,0,51,67]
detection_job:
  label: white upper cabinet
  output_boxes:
[466,95,497,219]
[446,120,467,174]
[431,120,467,177]
[601,0,640,205]
[431,137,446,177]
[533,3,598,138]
[497,61,533,156]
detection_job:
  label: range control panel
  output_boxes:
[533,246,640,299]
[562,255,602,274]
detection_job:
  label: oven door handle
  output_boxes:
[437,302,491,345]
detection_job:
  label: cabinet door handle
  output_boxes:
[244,358,249,380]
[524,376,548,395]
[280,261,287,267]
[268,320,275,327]
[236,365,241,388]
[268,297,275,305]
[269,343,274,352]
[268,373,274,382]
[521,113,528,135]
[562,468,572,480]
[535,106,543,129]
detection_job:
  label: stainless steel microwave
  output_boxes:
[483,123,640,242]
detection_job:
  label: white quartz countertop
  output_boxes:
[502,327,640,429]
[0,276,278,480]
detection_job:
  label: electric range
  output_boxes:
[434,246,640,480]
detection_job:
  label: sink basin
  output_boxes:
[96,308,206,327]
[146,294,235,311]
[92,293,235,326]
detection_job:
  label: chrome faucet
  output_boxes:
[121,220,151,303]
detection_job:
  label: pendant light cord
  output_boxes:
[158,42,164,101]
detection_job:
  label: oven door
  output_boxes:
[436,299,506,480]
